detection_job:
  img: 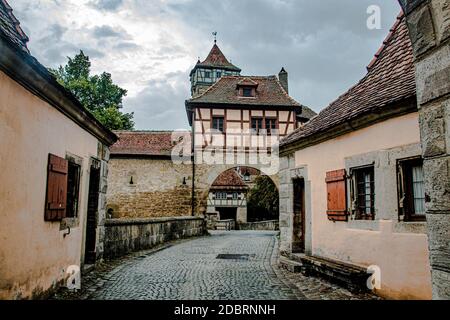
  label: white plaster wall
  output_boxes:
[0,71,99,299]
[293,112,432,299]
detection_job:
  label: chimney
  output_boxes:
[279,67,288,94]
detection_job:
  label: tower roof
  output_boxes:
[190,43,241,75]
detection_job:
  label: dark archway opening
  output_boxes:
[247,175,280,222]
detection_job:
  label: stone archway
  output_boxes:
[193,163,280,215]
[398,0,450,299]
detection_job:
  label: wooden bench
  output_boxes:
[289,253,371,293]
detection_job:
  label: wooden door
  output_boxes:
[292,178,305,253]
[84,162,101,265]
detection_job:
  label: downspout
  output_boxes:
[191,110,196,216]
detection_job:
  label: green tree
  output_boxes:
[247,175,279,221]
[51,50,134,130]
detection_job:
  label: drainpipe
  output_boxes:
[191,110,196,216]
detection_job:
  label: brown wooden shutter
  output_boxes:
[326,169,348,222]
[45,154,68,221]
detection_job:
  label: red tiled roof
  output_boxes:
[281,13,415,149]
[0,0,29,53]
[110,131,178,157]
[187,75,304,108]
[238,167,261,176]
[211,169,248,190]
[196,43,241,72]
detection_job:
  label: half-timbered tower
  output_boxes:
[185,41,316,225]
[190,42,241,97]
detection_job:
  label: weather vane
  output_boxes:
[212,31,217,44]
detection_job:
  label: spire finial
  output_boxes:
[212,31,217,44]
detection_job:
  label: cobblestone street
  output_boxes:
[54,231,379,300]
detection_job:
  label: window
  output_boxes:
[251,118,263,133]
[205,71,211,78]
[265,118,277,135]
[232,192,238,200]
[351,166,375,220]
[242,87,253,97]
[212,116,224,133]
[216,192,227,200]
[216,72,222,78]
[66,161,81,218]
[398,158,425,221]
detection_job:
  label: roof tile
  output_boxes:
[211,169,248,190]
[110,131,178,156]
[0,0,29,53]
[187,75,314,117]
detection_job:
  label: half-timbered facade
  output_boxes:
[186,44,316,154]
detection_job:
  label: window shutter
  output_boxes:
[326,169,348,221]
[45,154,68,221]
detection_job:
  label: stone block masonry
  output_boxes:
[104,216,207,259]
[106,158,193,218]
[238,220,280,231]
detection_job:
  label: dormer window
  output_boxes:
[236,78,258,98]
[242,87,253,97]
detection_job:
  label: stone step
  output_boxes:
[279,256,303,273]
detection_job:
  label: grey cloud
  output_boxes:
[167,0,400,111]
[13,0,401,130]
[92,25,126,38]
[125,72,191,130]
[88,0,124,12]
[113,41,140,50]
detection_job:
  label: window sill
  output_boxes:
[346,219,380,231]
[393,221,427,234]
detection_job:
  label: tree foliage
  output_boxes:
[51,50,134,130]
[247,175,279,221]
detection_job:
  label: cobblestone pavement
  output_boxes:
[53,231,379,300]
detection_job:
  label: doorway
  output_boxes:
[217,207,237,221]
[292,178,305,253]
[84,160,101,265]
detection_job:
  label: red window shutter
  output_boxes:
[325,169,348,222]
[45,154,68,221]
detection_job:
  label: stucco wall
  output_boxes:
[0,71,102,299]
[106,158,193,218]
[280,112,432,300]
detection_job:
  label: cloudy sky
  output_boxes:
[13,0,401,130]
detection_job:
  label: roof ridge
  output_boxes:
[366,11,405,71]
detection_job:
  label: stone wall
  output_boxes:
[106,158,193,218]
[238,220,280,231]
[399,0,450,299]
[104,216,206,259]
